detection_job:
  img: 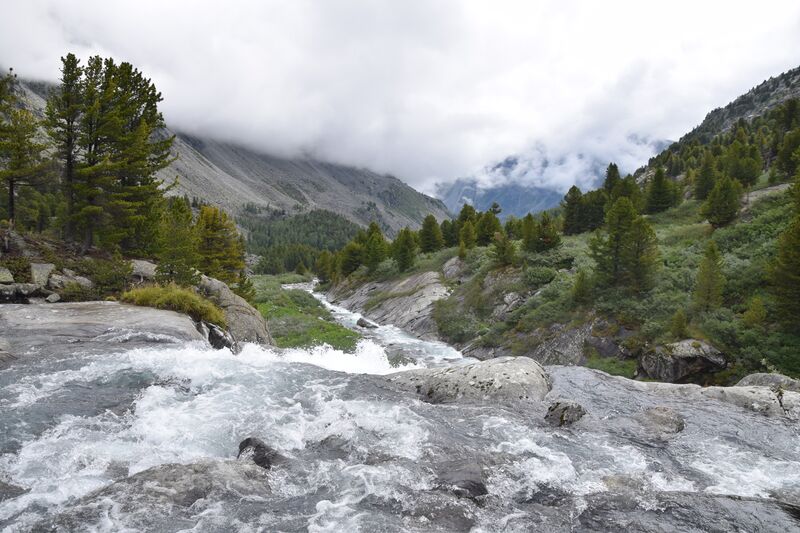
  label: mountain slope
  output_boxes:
[16,79,450,237]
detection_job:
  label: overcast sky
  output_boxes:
[3,1,800,193]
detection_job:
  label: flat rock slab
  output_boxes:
[0,301,206,366]
[386,356,551,405]
[737,372,800,392]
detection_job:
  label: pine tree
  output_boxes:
[742,296,767,329]
[393,227,417,271]
[581,189,608,232]
[562,186,583,235]
[533,212,561,252]
[457,239,467,260]
[440,219,458,247]
[155,197,199,286]
[646,168,676,214]
[669,309,689,339]
[315,250,334,283]
[694,152,716,200]
[459,220,476,249]
[364,230,388,271]
[339,241,365,275]
[457,203,478,226]
[521,213,537,252]
[603,162,621,192]
[571,269,592,304]
[692,240,725,313]
[44,54,83,239]
[609,175,644,212]
[0,108,49,224]
[622,217,659,291]
[702,175,742,228]
[476,211,502,246]
[489,231,515,266]
[196,205,245,284]
[771,179,800,324]
[419,214,444,253]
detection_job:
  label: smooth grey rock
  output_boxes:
[328,271,447,340]
[0,302,206,368]
[198,275,272,345]
[0,282,43,302]
[205,321,236,350]
[237,437,280,470]
[30,262,55,287]
[737,373,800,392]
[45,293,61,303]
[0,266,13,284]
[632,406,685,439]
[639,339,726,382]
[435,459,487,499]
[545,400,587,427]
[386,356,551,405]
[357,317,378,329]
[35,461,271,531]
[442,256,465,281]
[48,272,94,290]
[129,259,157,284]
[518,320,595,366]
[0,480,27,501]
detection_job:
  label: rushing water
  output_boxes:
[1,289,799,531]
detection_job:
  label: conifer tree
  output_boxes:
[562,186,583,235]
[196,205,245,284]
[155,197,199,286]
[339,241,365,276]
[44,54,83,239]
[364,229,388,271]
[742,296,767,329]
[702,175,742,228]
[440,219,458,247]
[533,212,561,252]
[315,250,334,283]
[458,239,467,260]
[476,211,502,246]
[571,269,592,304]
[457,203,478,226]
[489,231,516,266]
[609,175,644,212]
[393,227,417,271]
[603,162,621,192]
[669,309,688,339]
[692,240,725,313]
[645,168,676,214]
[694,152,716,200]
[459,220,477,249]
[419,214,444,253]
[521,213,538,253]
[622,217,659,291]
[770,178,800,324]
[0,108,49,224]
[581,190,609,231]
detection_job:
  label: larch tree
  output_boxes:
[196,205,246,284]
[393,227,417,272]
[419,214,444,253]
[603,162,621,193]
[562,186,583,235]
[645,168,677,214]
[459,220,477,249]
[0,107,49,225]
[702,175,742,228]
[770,177,800,325]
[155,197,199,286]
[476,211,502,246]
[694,152,716,200]
[692,240,725,313]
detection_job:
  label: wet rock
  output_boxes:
[48,272,93,290]
[237,437,280,469]
[0,267,13,284]
[357,317,378,329]
[0,480,27,501]
[639,339,726,382]
[35,460,271,531]
[198,275,272,345]
[386,356,551,405]
[435,459,487,499]
[631,406,685,440]
[45,293,61,303]
[545,400,586,427]
[129,259,157,284]
[205,321,236,350]
[737,372,800,392]
[328,271,448,340]
[30,262,55,287]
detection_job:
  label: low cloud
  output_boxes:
[2,1,799,194]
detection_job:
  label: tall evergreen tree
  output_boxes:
[533,212,561,252]
[562,185,583,235]
[702,175,742,228]
[393,227,417,272]
[315,250,334,283]
[460,220,476,249]
[609,175,644,212]
[155,197,199,286]
[364,229,388,271]
[44,54,83,239]
[694,152,716,200]
[770,177,800,325]
[645,168,676,214]
[581,189,608,232]
[195,205,245,284]
[489,231,516,266]
[476,211,502,246]
[622,217,659,291]
[603,162,621,192]
[440,219,458,247]
[339,241,365,276]
[692,240,725,313]
[419,214,444,253]
[521,213,537,253]
[0,108,48,224]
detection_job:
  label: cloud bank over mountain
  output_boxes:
[2,1,800,193]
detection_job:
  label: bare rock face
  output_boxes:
[198,275,272,346]
[639,339,726,382]
[386,356,551,405]
[30,263,55,287]
[328,271,448,340]
[737,373,800,392]
[442,256,465,281]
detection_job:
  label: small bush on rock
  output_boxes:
[121,285,227,328]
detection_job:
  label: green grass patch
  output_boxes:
[364,287,423,312]
[586,353,638,378]
[121,285,227,327]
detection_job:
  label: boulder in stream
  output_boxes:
[357,317,378,329]
[545,400,587,427]
[237,437,280,470]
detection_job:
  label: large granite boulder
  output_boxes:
[386,356,551,405]
[545,400,587,427]
[129,259,157,284]
[639,339,726,382]
[198,275,272,345]
[737,372,800,392]
[0,283,45,303]
[48,269,94,290]
[30,262,55,287]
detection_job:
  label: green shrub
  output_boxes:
[433,298,481,343]
[0,256,32,283]
[60,282,95,302]
[121,285,226,327]
[524,266,556,288]
[74,254,133,296]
